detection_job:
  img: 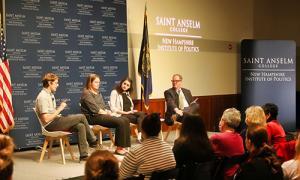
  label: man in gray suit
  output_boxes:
[164,74,199,126]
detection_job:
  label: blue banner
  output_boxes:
[241,40,296,131]
[6,0,128,149]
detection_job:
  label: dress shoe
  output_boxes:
[79,155,89,161]
[89,140,98,148]
[114,149,127,156]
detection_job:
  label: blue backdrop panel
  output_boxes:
[6,0,128,149]
[241,40,296,131]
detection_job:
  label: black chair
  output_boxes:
[124,174,145,180]
[124,168,178,180]
[212,154,247,180]
[177,161,215,180]
[150,168,179,180]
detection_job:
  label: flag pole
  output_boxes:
[140,86,143,111]
[140,3,145,112]
[138,3,152,112]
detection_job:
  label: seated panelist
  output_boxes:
[80,73,131,155]
[164,74,199,126]
[35,73,97,161]
[110,77,146,142]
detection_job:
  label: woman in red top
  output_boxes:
[262,103,294,162]
[262,103,286,145]
[210,108,245,180]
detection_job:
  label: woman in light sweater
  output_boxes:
[282,133,300,180]
[110,77,145,142]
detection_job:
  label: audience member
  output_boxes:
[85,150,119,180]
[173,114,214,179]
[262,103,294,162]
[244,105,267,128]
[110,77,146,142]
[281,133,300,180]
[262,103,286,145]
[35,73,97,161]
[120,113,176,179]
[164,74,199,125]
[80,73,131,155]
[210,108,244,180]
[0,134,14,180]
[234,127,283,180]
[240,105,267,149]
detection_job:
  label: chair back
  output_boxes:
[177,161,215,180]
[33,108,71,137]
[212,154,246,180]
[150,168,179,180]
[33,108,48,135]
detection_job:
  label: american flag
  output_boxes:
[0,27,14,133]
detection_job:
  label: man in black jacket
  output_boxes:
[164,74,199,126]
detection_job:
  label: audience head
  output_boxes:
[85,74,101,91]
[219,108,241,132]
[42,72,59,89]
[180,114,208,140]
[246,127,282,175]
[246,126,268,151]
[262,103,278,122]
[171,74,183,90]
[85,150,119,180]
[245,106,266,128]
[142,113,161,138]
[0,134,14,180]
[115,77,133,94]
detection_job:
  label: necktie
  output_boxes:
[178,90,185,110]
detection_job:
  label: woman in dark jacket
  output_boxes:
[234,126,283,180]
[80,73,131,155]
[173,114,215,180]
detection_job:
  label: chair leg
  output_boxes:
[175,127,179,139]
[48,139,53,159]
[160,128,164,141]
[99,130,103,145]
[164,126,172,141]
[134,127,139,138]
[109,131,115,148]
[160,119,164,141]
[39,138,49,163]
[59,137,66,165]
[64,136,75,161]
[175,123,181,139]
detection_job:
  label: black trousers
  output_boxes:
[87,114,131,148]
[122,111,146,132]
